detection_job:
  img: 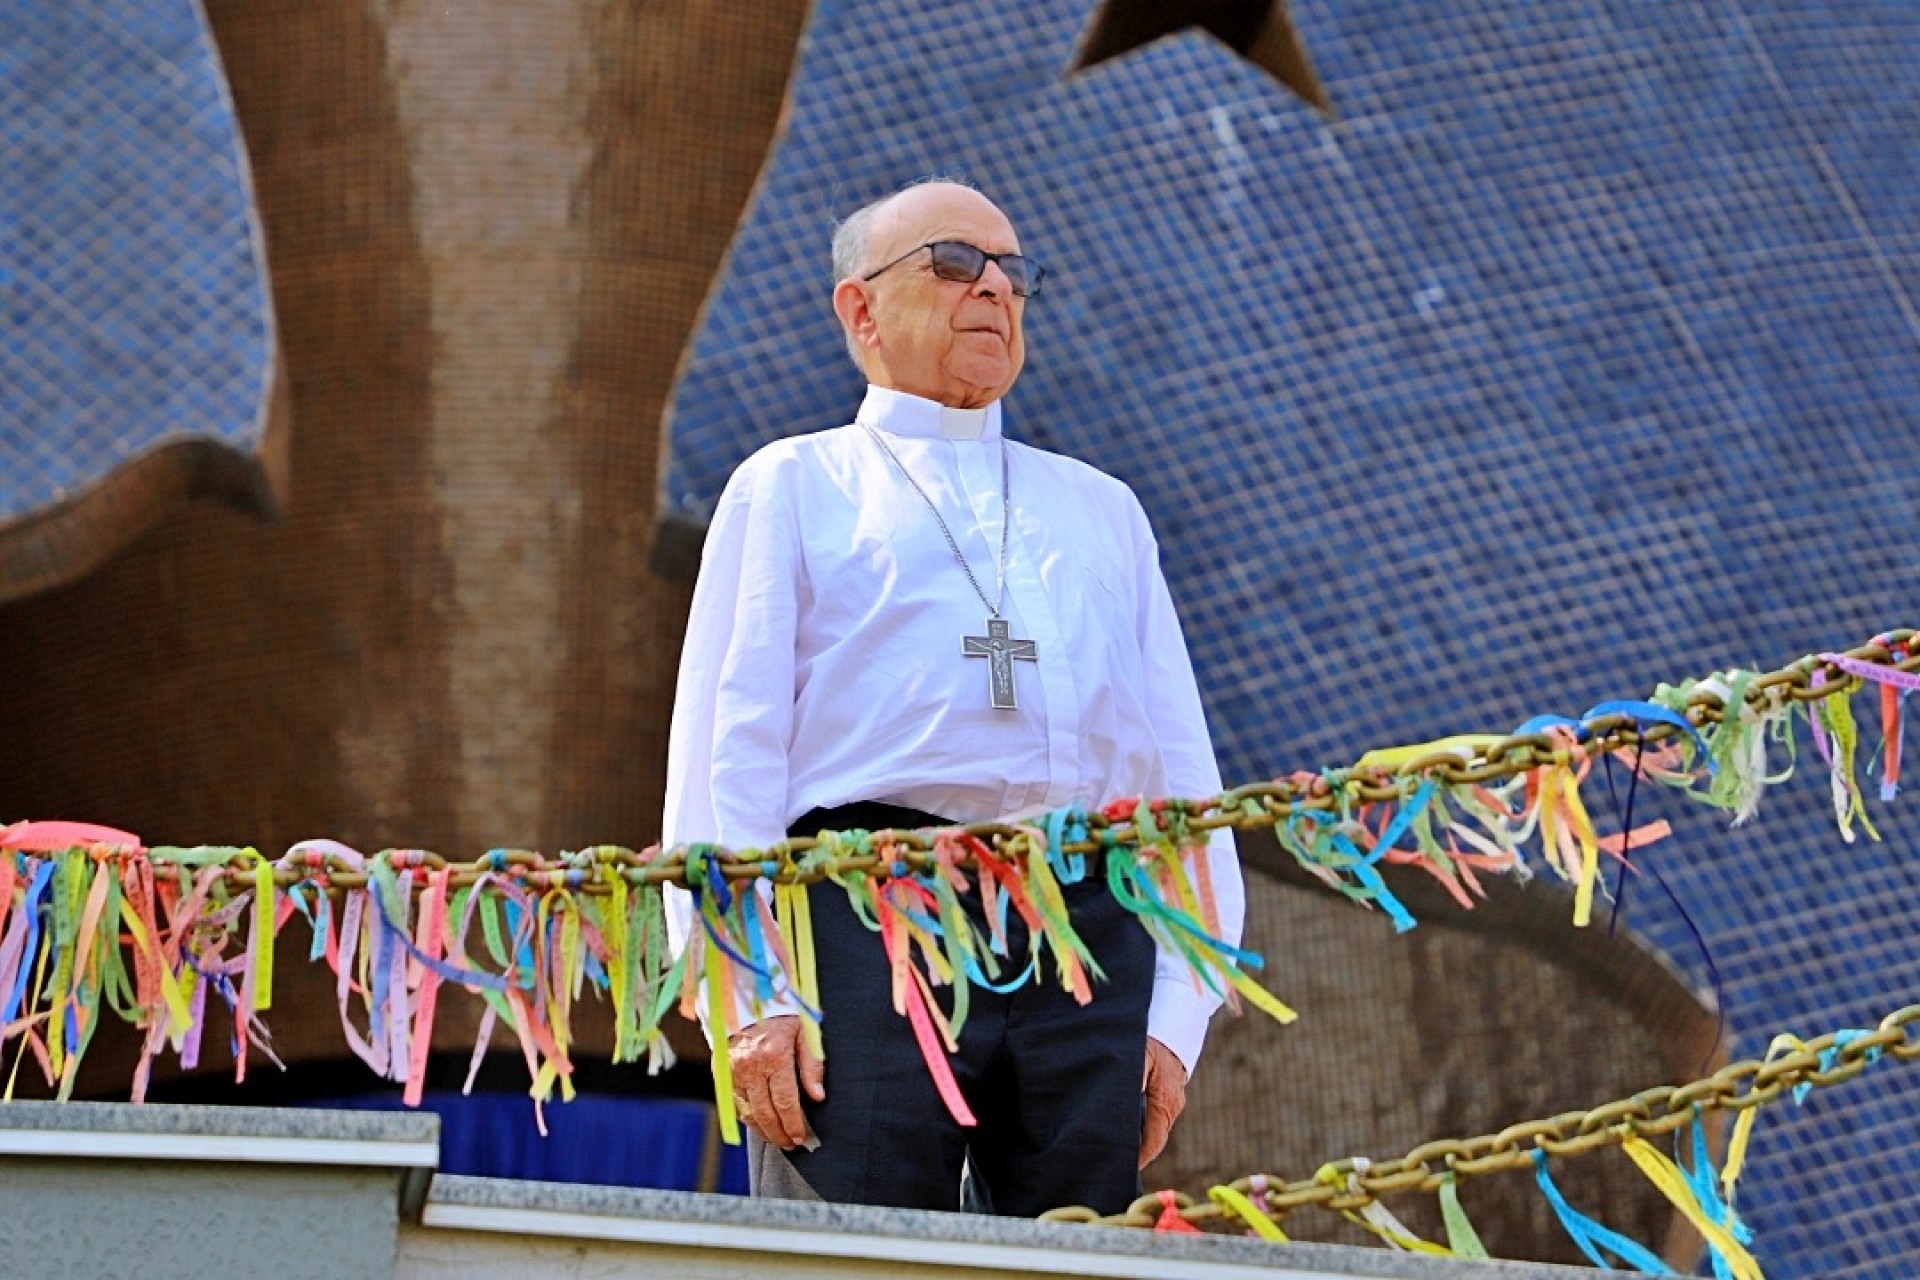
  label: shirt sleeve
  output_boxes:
[662,454,804,1028]
[1131,506,1246,1078]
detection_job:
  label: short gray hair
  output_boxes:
[830,175,979,367]
[830,200,884,288]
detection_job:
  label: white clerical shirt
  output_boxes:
[662,385,1245,1072]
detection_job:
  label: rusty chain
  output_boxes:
[1039,1003,1920,1231]
[10,629,1912,893]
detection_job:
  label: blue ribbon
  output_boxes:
[282,882,332,963]
[687,847,787,995]
[503,897,537,987]
[4,862,53,1033]
[369,899,392,1035]
[1583,699,1714,772]
[368,871,511,993]
[1042,807,1089,885]
[898,898,1037,995]
[1108,858,1267,977]
[1282,808,1418,932]
[1796,1029,1879,1104]
[203,969,243,1059]
[1327,830,1419,934]
[743,879,775,1006]
[1680,1113,1752,1280]
[1532,1150,1676,1274]
[990,871,1014,955]
[1375,780,1436,850]
[1514,702,1714,774]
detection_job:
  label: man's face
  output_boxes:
[835,185,1028,409]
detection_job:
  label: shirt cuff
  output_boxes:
[726,988,805,1034]
[664,884,806,1037]
[1147,974,1224,1077]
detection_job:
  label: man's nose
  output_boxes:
[973,259,1014,299]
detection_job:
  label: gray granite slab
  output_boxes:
[3,1159,407,1280]
[427,1174,1595,1279]
[0,1098,437,1144]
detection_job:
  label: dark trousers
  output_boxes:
[757,801,1156,1218]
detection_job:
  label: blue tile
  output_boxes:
[2,0,268,519]
[662,3,1920,1274]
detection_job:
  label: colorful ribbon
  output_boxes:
[0,633,1905,1154]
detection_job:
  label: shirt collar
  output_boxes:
[856,385,1003,441]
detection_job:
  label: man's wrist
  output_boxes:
[1146,977,1217,1077]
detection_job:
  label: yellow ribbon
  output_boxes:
[116,892,192,1040]
[1620,1133,1763,1280]
[243,848,275,1011]
[1313,1162,1453,1256]
[43,854,83,1082]
[1558,769,1601,927]
[1725,1033,1807,1200]
[1207,1185,1290,1241]
[704,937,740,1146]
[1227,967,1299,1025]
[1819,689,1879,841]
[541,889,580,1102]
[1155,846,1204,925]
[775,882,824,1063]
[5,930,55,1102]
[604,870,633,1060]
[1356,734,1503,770]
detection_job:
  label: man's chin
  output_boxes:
[944,359,1019,402]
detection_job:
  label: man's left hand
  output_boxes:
[1139,1036,1188,1169]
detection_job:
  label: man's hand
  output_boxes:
[728,1015,825,1149]
[1139,1035,1188,1169]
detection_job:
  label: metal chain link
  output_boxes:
[1040,1003,1920,1232]
[10,628,1911,893]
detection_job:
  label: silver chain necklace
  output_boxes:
[861,423,1037,710]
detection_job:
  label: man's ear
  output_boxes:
[832,278,878,356]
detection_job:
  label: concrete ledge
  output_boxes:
[416,1175,1592,1280]
[0,1099,439,1170]
[0,1102,440,1279]
[0,1106,1592,1279]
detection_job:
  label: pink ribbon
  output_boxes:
[404,866,452,1106]
[1819,652,1920,691]
[0,821,141,852]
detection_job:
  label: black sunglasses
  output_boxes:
[861,240,1046,297]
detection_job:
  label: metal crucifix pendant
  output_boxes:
[963,615,1037,710]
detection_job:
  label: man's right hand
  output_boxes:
[727,1014,825,1148]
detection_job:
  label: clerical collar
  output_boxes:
[855,385,1003,441]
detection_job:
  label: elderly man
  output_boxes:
[663,179,1243,1216]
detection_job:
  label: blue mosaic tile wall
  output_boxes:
[662,2,1920,1275]
[1,0,271,521]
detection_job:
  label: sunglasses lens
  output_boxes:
[926,242,1042,297]
[928,241,987,283]
[1001,257,1038,297]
